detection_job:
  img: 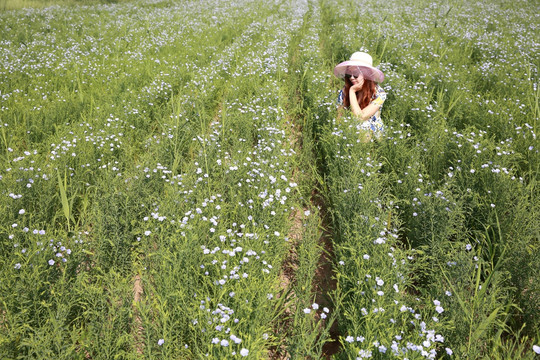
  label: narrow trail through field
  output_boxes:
[311,190,341,358]
[132,274,144,354]
[275,2,341,357]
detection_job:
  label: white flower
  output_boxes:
[19,209,25,215]
[361,308,368,315]
[435,306,444,314]
[303,308,311,314]
[445,348,453,355]
[358,349,372,358]
[363,254,370,260]
[48,259,55,266]
[345,336,354,343]
[220,339,229,347]
[304,210,311,216]
[312,303,319,310]
[230,335,242,344]
[533,345,540,354]
[158,339,164,346]
[240,348,249,357]
[144,230,151,236]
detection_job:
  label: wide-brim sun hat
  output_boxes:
[333,52,384,83]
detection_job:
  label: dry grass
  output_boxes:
[132,274,144,355]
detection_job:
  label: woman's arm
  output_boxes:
[349,88,381,121]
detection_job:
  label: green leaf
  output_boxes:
[57,170,71,232]
[438,262,471,319]
[471,306,501,343]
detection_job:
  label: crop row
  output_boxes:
[0,0,334,358]
[296,0,538,359]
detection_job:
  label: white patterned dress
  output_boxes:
[338,84,387,139]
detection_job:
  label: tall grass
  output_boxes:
[0,0,338,357]
[295,0,538,358]
[0,0,538,358]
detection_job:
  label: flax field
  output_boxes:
[0,0,538,358]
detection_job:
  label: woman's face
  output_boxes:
[346,67,364,86]
[349,72,364,86]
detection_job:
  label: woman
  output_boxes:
[334,51,386,140]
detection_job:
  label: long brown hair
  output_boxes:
[343,77,377,109]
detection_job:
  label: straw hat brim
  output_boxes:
[333,61,385,83]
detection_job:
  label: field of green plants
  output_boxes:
[0,0,538,358]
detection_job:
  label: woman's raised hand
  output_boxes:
[350,82,363,92]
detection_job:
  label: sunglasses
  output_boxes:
[345,66,364,79]
[346,72,363,79]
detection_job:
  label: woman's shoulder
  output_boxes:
[370,84,386,107]
[375,84,387,99]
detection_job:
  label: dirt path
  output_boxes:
[133,274,144,354]
[311,189,340,358]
